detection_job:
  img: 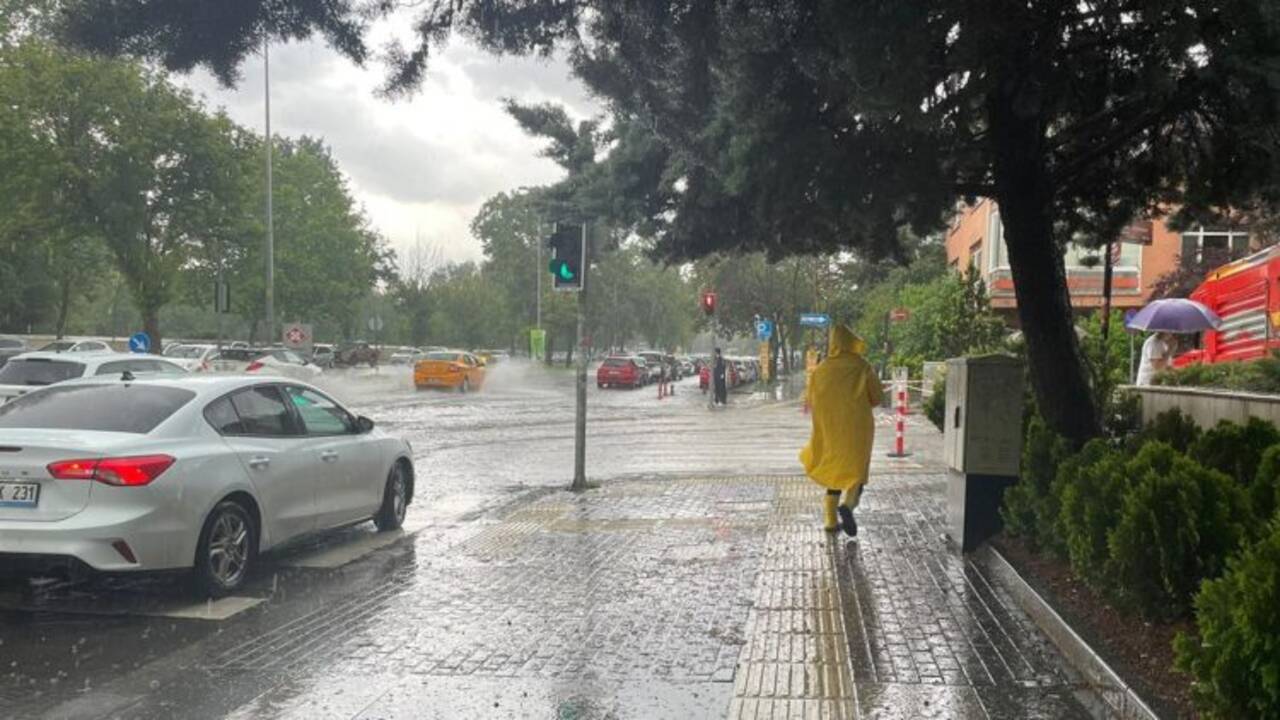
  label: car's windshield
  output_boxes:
[425,352,460,361]
[39,341,74,352]
[603,358,631,367]
[0,384,195,433]
[0,358,86,386]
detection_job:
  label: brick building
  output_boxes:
[944,199,1255,313]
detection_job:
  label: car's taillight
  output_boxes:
[48,455,175,487]
[245,361,264,372]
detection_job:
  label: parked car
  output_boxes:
[597,356,647,389]
[163,344,219,372]
[310,344,335,369]
[244,349,323,381]
[0,336,27,369]
[413,350,486,393]
[636,352,666,383]
[0,374,414,596]
[388,347,424,365]
[0,351,188,404]
[678,357,695,377]
[39,339,112,353]
[335,341,379,368]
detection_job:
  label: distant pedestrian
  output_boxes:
[1136,331,1173,386]
[800,324,882,537]
[713,348,728,406]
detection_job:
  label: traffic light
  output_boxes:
[701,291,717,315]
[548,223,585,291]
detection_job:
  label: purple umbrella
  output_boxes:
[1125,298,1222,333]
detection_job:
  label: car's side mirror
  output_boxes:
[356,416,375,434]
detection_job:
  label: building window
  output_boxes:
[1180,226,1250,265]
[988,208,1006,271]
[969,240,983,275]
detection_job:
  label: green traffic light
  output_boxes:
[550,259,577,281]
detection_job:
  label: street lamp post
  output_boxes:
[264,37,275,345]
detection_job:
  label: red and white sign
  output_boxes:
[889,307,911,322]
[282,323,313,353]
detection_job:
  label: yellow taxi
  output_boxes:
[414,350,486,393]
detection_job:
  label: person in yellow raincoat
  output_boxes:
[800,324,882,536]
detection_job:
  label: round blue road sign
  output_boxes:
[128,332,151,353]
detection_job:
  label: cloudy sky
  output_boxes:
[180,24,599,265]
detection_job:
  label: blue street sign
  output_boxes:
[799,313,830,328]
[756,319,774,340]
[128,332,151,354]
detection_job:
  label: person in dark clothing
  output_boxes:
[713,348,728,405]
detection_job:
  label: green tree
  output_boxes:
[65,1,1280,444]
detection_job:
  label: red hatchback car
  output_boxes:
[597,356,646,389]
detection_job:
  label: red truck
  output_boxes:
[1175,245,1278,366]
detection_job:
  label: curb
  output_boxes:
[977,545,1161,720]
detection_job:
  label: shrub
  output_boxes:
[1251,445,1280,524]
[1176,519,1280,719]
[1190,417,1280,486]
[1157,353,1280,394]
[1053,439,1131,584]
[1003,414,1068,550]
[924,378,945,432]
[1139,407,1201,454]
[1106,451,1250,619]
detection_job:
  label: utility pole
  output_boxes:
[536,226,543,330]
[572,224,588,491]
[263,37,275,345]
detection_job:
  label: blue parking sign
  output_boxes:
[756,319,774,340]
[128,332,151,353]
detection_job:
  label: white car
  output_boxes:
[39,339,113,353]
[0,375,414,596]
[0,351,188,404]
[388,347,424,365]
[163,344,220,372]
[244,349,323,380]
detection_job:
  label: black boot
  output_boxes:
[837,504,857,538]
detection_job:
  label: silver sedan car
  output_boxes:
[0,375,414,596]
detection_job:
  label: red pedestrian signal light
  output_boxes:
[701,291,717,315]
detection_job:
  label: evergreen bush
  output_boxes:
[1053,439,1131,584]
[1175,520,1280,719]
[1003,414,1068,550]
[1190,417,1280,486]
[1106,452,1249,619]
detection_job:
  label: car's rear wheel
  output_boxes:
[459,377,471,394]
[193,500,256,598]
[374,463,409,532]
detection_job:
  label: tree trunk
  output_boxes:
[143,308,162,355]
[990,113,1100,443]
[54,277,72,339]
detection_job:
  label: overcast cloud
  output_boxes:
[179,25,599,265]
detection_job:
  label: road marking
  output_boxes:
[282,528,411,569]
[0,590,263,621]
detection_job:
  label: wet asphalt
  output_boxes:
[0,363,817,719]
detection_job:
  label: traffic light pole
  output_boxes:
[572,225,588,491]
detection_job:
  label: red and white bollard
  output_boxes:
[887,366,911,457]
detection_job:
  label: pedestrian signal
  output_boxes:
[701,291,717,315]
[548,223,585,291]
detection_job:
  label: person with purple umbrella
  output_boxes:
[1136,331,1174,385]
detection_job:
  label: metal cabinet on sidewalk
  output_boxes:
[944,354,1024,552]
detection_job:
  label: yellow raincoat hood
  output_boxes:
[800,324,882,492]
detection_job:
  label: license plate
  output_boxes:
[0,481,39,508]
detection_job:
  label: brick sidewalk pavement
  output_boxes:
[186,456,1102,719]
